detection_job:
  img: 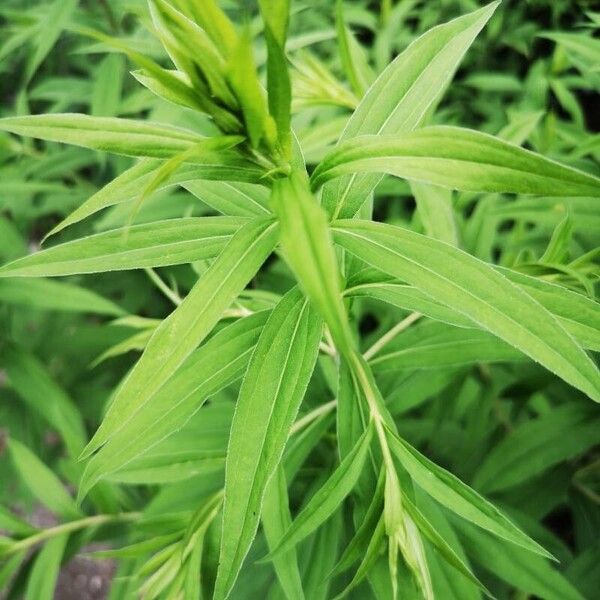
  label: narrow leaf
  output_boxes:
[265,423,373,561]
[0,217,246,277]
[82,217,278,459]
[313,127,600,198]
[385,429,552,558]
[215,288,322,599]
[332,220,600,401]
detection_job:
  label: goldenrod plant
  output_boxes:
[0,1,599,598]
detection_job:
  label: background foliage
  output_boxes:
[0,1,599,599]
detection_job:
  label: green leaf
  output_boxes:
[321,1,500,218]
[215,288,322,600]
[499,268,600,352]
[385,429,551,558]
[79,312,268,497]
[183,180,270,217]
[0,278,125,316]
[344,281,474,330]
[183,0,238,57]
[81,217,278,460]
[259,0,292,157]
[370,328,524,371]
[332,219,600,401]
[454,519,584,600]
[271,171,354,358]
[25,0,78,84]
[265,423,373,561]
[0,217,247,277]
[411,182,459,246]
[473,403,600,494]
[7,438,81,520]
[0,114,205,157]
[540,32,600,65]
[262,466,305,600]
[24,533,68,600]
[335,0,373,98]
[1,345,86,457]
[227,28,272,149]
[312,127,600,198]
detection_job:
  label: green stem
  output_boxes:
[5,512,140,556]
[363,312,421,361]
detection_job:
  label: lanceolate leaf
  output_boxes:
[0,217,247,277]
[345,276,600,351]
[215,288,322,600]
[321,1,500,218]
[265,423,374,561]
[79,312,269,498]
[0,114,205,157]
[385,429,551,558]
[312,127,600,198]
[332,220,600,401]
[46,161,263,240]
[82,217,278,459]
[271,171,354,358]
[370,328,524,372]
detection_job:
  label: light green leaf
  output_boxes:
[259,0,292,156]
[81,217,278,460]
[0,278,125,316]
[0,114,205,157]
[332,220,600,401]
[265,423,373,561]
[345,281,474,330]
[271,171,354,358]
[227,28,272,149]
[7,438,81,520]
[312,127,600,198]
[0,217,246,277]
[79,312,268,497]
[385,429,551,558]
[215,288,322,600]
[183,180,270,217]
[25,533,68,600]
[321,1,500,218]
